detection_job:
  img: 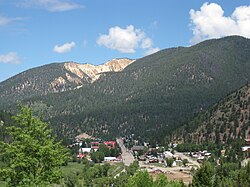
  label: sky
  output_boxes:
[0,0,250,82]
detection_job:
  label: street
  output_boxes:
[116,138,135,166]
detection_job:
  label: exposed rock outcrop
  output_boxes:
[63,58,135,83]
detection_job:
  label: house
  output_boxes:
[77,148,92,158]
[91,142,100,147]
[204,152,212,157]
[79,148,92,154]
[131,146,144,151]
[103,141,116,149]
[242,146,250,152]
[104,157,117,162]
[90,141,117,150]
[91,142,100,151]
[163,151,173,158]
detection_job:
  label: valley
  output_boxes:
[1,36,250,145]
[0,36,250,186]
[1,1,250,186]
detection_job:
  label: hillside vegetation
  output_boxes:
[0,36,250,142]
[0,59,134,108]
[174,84,250,144]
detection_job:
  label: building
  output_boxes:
[104,157,117,162]
[131,146,144,152]
[103,141,116,149]
[79,148,92,154]
[163,151,174,158]
[90,140,117,151]
[90,142,100,151]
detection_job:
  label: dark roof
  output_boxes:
[132,146,144,151]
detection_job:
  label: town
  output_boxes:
[66,133,250,185]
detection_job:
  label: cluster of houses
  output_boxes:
[189,150,212,163]
[131,145,186,167]
[129,140,215,167]
[67,133,121,161]
[77,141,117,158]
[67,137,123,162]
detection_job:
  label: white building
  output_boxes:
[79,148,92,154]
[104,157,117,162]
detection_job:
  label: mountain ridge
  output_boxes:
[0,58,134,107]
[0,36,250,143]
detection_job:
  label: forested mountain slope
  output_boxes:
[173,84,250,145]
[1,36,250,142]
[0,58,134,108]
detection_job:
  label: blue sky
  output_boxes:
[0,0,250,82]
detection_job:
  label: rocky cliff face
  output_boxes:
[63,58,135,83]
[49,58,134,92]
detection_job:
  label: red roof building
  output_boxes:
[90,141,116,150]
[104,141,116,148]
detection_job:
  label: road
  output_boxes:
[174,152,200,168]
[116,138,135,166]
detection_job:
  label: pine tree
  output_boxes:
[191,162,214,187]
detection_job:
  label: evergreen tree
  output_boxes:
[191,162,214,187]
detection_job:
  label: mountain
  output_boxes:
[0,58,134,107]
[173,84,250,145]
[0,36,250,143]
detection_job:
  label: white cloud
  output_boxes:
[144,47,160,56]
[18,0,83,12]
[0,15,24,26]
[189,3,250,43]
[53,41,75,53]
[97,25,160,54]
[0,52,21,64]
[0,16,12,26]
[141,38,153,49]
